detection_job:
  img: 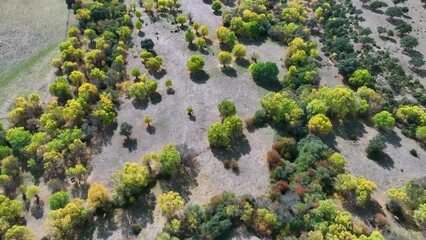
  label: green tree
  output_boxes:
[208,123,230,147]
[249,62,279,83]
[227,31,237,46]
[409,56,425,68]
[232,44,247,59]
[396,22,412,36]
[69,70,85,86]
[6,127,32,152]
[131,68,141,79]
[144,115,153,128]
[26,185,41,204]
[414,203,426,224]
[120,122,133,139]
[199,25,209,38]
[129,82,147,100]
[217,51,232,67]
[400,35,419,51]
[146,56,163,72]
[366,135,387,159]
[66,164,88,185]
[216,26,230,43]
[47,199,92,239]
[158,191,185,218]
[135,10,142,18]
[146,79,158,95]
[218,100,236,118]
[49,191,70,210]
[385,6,404,19]
[158,143,181,175]
[194,37,207,49]
[348,69,371,87]
[416,126,426,143]
[184,29,195,44]
[4,225,33,240]
[135,20,143,32]
[84,29,97,43]
[372,111,395,129]
[223,116,243,138]
[211,0,222,12]
[49,77,70,100]
[113,162,151,204]
[117,26,132,40]
[177,15,187,26]
[187,55,205,73]
[308,114,333,136]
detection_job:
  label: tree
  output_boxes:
[414,203,426,224]
[218,100,236,118]
[6,127,32,152]
[49,191,70,210]
[385,6,404,19]
[135,20,143,32]
[69,70,85,86]
[146,56,163,72]
[4,225,33,240]
[47,199,92,239]
[372,111,395,129]
[199,25,209,38]
[211,0,222,12]
[396,22,412,36]
[117,26,132,41]
[217,51,232,67]
[348,69,371,87]
[184,29,195,44]
[120,122,133,139]
[135,10,142,18]
[366,135,387,159]
[177,15,187,26]
[113,163,151,205]
[308,114,333,136]
[194,37,207,49]
[49,77,70,100]
[227,31,237,46]
[141,39,155,50]
[129,82,147,100]
[328,152,346,172]
[87,182,111,210]
[146,79,158,95]
[158,191,185,218]
[144,115,153,128]
[223,116,243,138]
[187,55,205,73]
[216,26,230,43]
[409,56,425,68]
[232,44,247,59]
[131,68,141,80]
[66,164,88,185]
[416,126,426,143]
[84,29,97,43]
[400,35,419,51]
[249,62,279,83]
[165,79,173,89]
[26,185,41,204]
[208,123,230,147]
[158,143,181,175]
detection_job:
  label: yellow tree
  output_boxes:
[157,191,184,218]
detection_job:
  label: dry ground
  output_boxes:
[0,0,74,119]
[88,1,282,239]
[353,0,426,86]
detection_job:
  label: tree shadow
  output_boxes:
[213,10,222,16]
[406,50,424,58]
[91,122,118,153]
[379,35,397,43]
[30,202,44,219]
[189,115,196,122]
[93,213,119,240]
[239,36,267,46]
[167,88,175,95]
[159,144,200,202]
[235,58,251,68]
[138,31,145,37]
[219,42,233,52]
[371,152,394,169]
[221,67,238,78]
[253,78,282,92]
[211,134,251,161]
[382,130,402,147]
[187,43,198,52]
[123,138,138,152]
[412,68,426,77]
[149,92,162,105]
[335,119,367,141]
[190,71,210,84]
[386,18,405,26]
[343,197,386,227]
[132,98,149,110]
[147,126,156,135]
[71,183,89,199]
[121,192,156,236]
[152,69,167,79]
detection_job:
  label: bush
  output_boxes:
[366,135,387,159]
[132,224,142,235]
[249,62,279,83]
[49,191,70,210]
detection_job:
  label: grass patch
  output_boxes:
[0,44,57,88]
